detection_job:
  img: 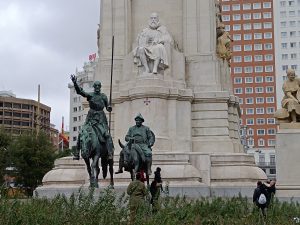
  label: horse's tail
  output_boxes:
[101,156,108,179]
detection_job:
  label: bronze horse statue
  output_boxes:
[118,139,152,186]
[77,123,114,188]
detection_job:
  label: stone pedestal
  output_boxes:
[276,124,300,200]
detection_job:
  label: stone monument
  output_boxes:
[36,0,266,198]
[274,68,300,200]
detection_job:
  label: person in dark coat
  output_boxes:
[150,167,163,212]
[253,181,268,218]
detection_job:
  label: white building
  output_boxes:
[68,60,97,148]
[274,0,300,108]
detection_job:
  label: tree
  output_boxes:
[10,132,56,195]
[0,128,11,181]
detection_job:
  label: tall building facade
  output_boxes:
[274,0,300,107]
[68,60,97,148]
[219,0,277,178]
[0,91,52,135]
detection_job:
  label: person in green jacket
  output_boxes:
[127,172,147,223]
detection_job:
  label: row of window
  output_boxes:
[225,22,272,31]
[244,118,276,126]
[0,102,31,109]
[233,66,274,74]
[279,0,300,7]
[232,55,273,63]
[281,42,300,49]
[235,86,274,94]
[242,127,276,136]
[230,23,273,32]
[282,53,299,60]
[239,97,275,104]
[282,64,298,71]
[73,106,82,112]
[280,20,300,28]
[223,13,273,22]
[233,33,273,41]
[280,10,300,18]
[234,76,274,84]
[0,120,32,126]
[233,44,273,52]
[222,2,272,11]
[242,107,275,115]
[248,138,275,147]
[281,31,300,38]
[0,111,31,118]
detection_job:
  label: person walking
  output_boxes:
[150,167,163,212]
[253,181,268,220]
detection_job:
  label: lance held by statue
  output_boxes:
[71,75,114,188]
[116,113,155,185]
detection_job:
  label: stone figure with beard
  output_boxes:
[133,12,173,74]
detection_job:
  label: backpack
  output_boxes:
[258,193,267,204]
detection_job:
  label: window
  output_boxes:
[282,65,288,71]
[280,1,286,7]
[222,15,230,21]
[245,87,253,93]
[281,32,288,38]
[253,3,261,9]
[291,53,297,59]
[281,43,287,48]
[246,108,254,115]
[73,117,77,122]
[244,44,252,51]
[291,42,297,48]
[253,23,262,29]
[289,0,296,6]
[243,23,251,30]
[234,88,243,94]
[290,11,296,17]
[256,108,265,114]
[266,86,274,93]
[281,21,287,27]
[264,43,272,50]
[222,5,230,11]
[73,97,77,103]
[254,55,263,61]
[244,66,253,73]
[280,11,287,18]
[263,12,272,18]
[264,32,272,39]
[255,87,264,93]
[265,76,274,82]
[248,128,254,136]
[73,127,77,132]
[263,22,272,29]
[233,34,242,40]
[234,77,242,84]
[244,33,252,40]
[233,45,241,51]
[254,33,262,39]
[282,54,288,60]
[290,21,296,27]
[292,65,298,70]
[246,98,254,104]
[255,66,263,73]
[248,138,254,147]
[233,14,241,20]
[265,65,273,72]
[225,25,230,31]
[243,13,251,20]
[267,118,276,124]
[257,129,265,135]
[73,107,77,112]
[233,24,241,30]
[234,67,242,74]
[253,13,261,19]
[257,118,265,124]
[290,31,296,37]
[268,140,276,147]
[255,76,263,83]
[246,118,254,125]
[245,77,253,83]
[239,98,243,105]
[254,44,262,50]
[263,2,272,8]
[233,56,242,62]
[256,97,264,104]
[243,3,251,10]
[258,138,265,146]
[232,4,241,11]
[267,129,276,135]
[267,107,275,114]
[265,54,273,61]
[73,136,77,141]
[244,55,252,62]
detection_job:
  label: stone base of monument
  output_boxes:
[275,124,300,201]
[35,152,265,198]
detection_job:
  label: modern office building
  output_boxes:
[274,0,300,108]
[68,60,97,148]
[0,91,52,135]
[219,0,277,179]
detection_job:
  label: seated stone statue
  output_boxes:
[216,23,233,66]
[275,69,300,123]
[133,12,173,74]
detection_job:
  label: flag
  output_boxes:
[89,53,96,61]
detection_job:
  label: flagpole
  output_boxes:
[109,36,114,134]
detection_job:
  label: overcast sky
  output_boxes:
[0,0,100,131]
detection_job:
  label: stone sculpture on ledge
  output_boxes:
[133,12,173,74]
[274,68,300,123]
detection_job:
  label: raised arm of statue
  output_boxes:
[70,74,90,98]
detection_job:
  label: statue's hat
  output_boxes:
[134,113,144,122]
